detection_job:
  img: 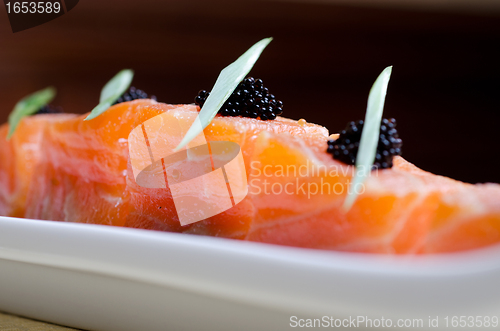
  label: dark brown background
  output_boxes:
[1,0,500,183]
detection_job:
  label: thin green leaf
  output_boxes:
[7,87,56,140]
[174,37,273,151]
[84,69,134,121]
[343,66,393,211]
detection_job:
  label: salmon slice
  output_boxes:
[0,113,76,217]
[245,132,500,253]
[2,100,329,238]
[1,100,499,253]
[124,102,328,237]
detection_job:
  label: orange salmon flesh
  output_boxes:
[1,100,499,254]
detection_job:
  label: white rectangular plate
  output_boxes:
[1,216,500,330]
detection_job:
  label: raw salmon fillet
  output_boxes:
[1,99,499,253]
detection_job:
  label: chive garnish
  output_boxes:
[84,69,134,121]
[343,66,393,211]
[7,86,56,140]
[174,37,273,151]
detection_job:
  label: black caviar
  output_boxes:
[194,77,283,120]
[113,87,156,105]
[35,105,64,114]
[327,118,402,169]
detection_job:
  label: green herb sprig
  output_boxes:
[7,87,56,140]
[84,69,134,121]
[174,37,273,151]
[343,66,393,211]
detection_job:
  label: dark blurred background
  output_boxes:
[1,0,500,183]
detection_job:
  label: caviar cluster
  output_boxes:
[35,105,64,114]
[194,77,283,120]
[113,87,156,105]
[327,118,402,169]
